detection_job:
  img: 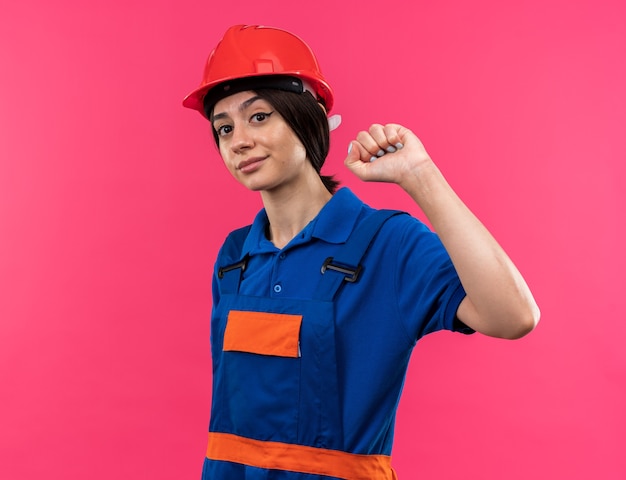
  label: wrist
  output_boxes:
[398,159,443,197]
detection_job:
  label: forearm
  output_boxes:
[400,161,540,339]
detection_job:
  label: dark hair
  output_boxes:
[209,89,339,194]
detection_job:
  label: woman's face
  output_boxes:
[211,90,312,193]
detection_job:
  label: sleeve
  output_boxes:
[211,262,221,312]
[211,239,228,311]
[391,215,474,342]
[209,243,226,352]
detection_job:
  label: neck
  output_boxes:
[261,176,332,249]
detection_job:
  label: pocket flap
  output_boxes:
[224,310,303,358]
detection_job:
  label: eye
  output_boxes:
[250,111,273,123]
[214,124,233,137]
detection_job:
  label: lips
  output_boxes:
[237,156,267,173]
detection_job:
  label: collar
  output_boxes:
[241,187,365,255]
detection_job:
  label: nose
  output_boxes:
[230,125,253,154]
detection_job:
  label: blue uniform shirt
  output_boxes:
[210,187,470,463]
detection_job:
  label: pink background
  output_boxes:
[1,1,625,479]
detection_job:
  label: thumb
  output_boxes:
[344,140,370,179]
[345,140,369,165]
[346,141,360,162]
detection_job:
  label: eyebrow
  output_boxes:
[211,95,263,123]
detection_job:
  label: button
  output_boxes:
[273,284,282,293]
[279,253,286,260]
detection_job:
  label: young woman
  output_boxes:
[183,24,540,480]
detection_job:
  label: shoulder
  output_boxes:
[215,224,252,269]
[358,209,451,276]
[358,208,432,244]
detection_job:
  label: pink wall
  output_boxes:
[1,1,625,478]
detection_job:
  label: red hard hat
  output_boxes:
[182,25,334,117]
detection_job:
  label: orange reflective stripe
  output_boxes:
[224,310,302,357]
[207,432,395,480]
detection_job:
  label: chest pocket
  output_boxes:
[224,310,302,358]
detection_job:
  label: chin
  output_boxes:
[239,176,282,193]
[239,180,272,192]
